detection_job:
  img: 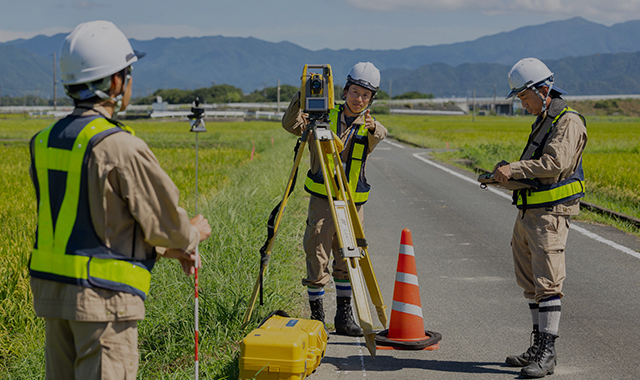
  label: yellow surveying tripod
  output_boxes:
[243,64,387,357]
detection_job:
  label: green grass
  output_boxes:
[0,140,44,379]
[376,114,640,235]
[0,118,309,378]
[3,112,638,376]
[0,113,33,121]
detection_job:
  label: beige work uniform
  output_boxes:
[508,98,588,302]
[29,104,200,380]
[282,92,387,287]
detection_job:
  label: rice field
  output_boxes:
[0,111,637,378]
[375,113,640,234]
[0,117,309,378]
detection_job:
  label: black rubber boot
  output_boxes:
[334,297,364,337]
[309,299,329,336]
[506,325,541,367]
[521,332,558,378]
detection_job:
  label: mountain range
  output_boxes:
[3,17,640,98]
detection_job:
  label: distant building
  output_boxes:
[152,96,168,112]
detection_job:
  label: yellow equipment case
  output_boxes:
[239,311,328,380]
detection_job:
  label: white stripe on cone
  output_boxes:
[399,244,414,256]
[395,272,419,286]
[392,300,424,318]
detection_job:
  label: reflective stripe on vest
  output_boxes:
[29,117,151,299]
[514,106,586,209]
[304,105,371,204]
[516,178,585,209]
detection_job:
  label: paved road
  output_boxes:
[311,139,640,380]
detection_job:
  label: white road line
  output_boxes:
[412,152,640,260]
[570,224,640,259]
[383,139,405,149]
[355,337,367,377]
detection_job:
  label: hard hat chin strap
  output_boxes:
[531,82,553,114]
[89,84,124,112]
[87,73,130,113]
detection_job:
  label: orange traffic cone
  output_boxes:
[376,228,442,350]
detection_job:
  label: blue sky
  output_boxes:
[2,0,640,49]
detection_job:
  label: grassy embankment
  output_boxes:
[0,117,309,379]
[375,112,640,237]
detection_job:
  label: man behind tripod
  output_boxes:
[282,62,387,336]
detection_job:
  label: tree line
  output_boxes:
[134,84,433,105]
[0,95,72,107]
[0,85,434,107]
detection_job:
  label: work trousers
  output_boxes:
[511,208,570,303]
[45,318,138,380]
[303,195,364,288]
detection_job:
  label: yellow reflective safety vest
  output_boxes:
[513,101,586,210]
[304,104,371,205]
[29,115,152,300]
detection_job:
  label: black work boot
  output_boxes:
[309,299,329,335]
[506,325,541,367]
[521,332,558,378]
[334,297,364,337]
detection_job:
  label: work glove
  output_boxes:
[493,160,510,172]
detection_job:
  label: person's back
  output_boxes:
[28,21,210,379]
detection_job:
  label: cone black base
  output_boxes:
[375,329,442,350]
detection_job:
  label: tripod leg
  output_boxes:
[359,248,388,329]
[243,266,266,324]
[243,138,307,324]
[313,136,378,357]
[346,257,377,357]
[333,149,388,329]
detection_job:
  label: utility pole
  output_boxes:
[472,89,476,122]
[389,80,393,99]
[493,84,497,114]
[53,52,57,110]
[277,79,281,114]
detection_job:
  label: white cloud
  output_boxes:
[0,27,70,43]
[345,0,640,23]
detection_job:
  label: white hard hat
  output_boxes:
[506,57,566,99]
[346,62,380,93]
[60,20,142,85]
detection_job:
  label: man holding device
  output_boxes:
[495,57,587,378]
